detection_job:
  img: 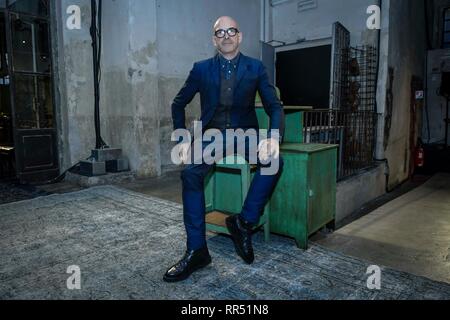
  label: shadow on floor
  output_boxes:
[0,179,52,205]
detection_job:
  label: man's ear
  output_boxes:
[238,32,243,45]
[212,36,218,48]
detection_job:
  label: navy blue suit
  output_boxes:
[172,53,285,251]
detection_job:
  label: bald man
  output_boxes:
[164,16,285,282]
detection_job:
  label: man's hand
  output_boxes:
[258,138,280,163]
[176,142,191,165]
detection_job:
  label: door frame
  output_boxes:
[273,37,333,96]
[4,1,59,183]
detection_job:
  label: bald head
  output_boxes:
[212,16,242,59]
[213,16,239,32]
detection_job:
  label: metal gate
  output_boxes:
[330,22,350,110]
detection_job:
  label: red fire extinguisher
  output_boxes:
[415,145,425,168]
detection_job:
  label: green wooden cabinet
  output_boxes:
[269,143,338,249]
[203,103,338,249]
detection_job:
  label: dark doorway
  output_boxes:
[0,0,59,183]
[0,9,14,180]
[276,45,332,109]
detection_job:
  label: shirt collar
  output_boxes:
[218,52,241,68]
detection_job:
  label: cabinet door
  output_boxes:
[269,152,309,239]
[307,149,337,234]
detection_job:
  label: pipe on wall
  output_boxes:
[260,0,271,43]
[374,0,388,162]
[373,0,393,192]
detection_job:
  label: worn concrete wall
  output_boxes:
[385,0,426,188]
[55,0,95,172]
[157,0,262,169]
[270,0,379,46]
[336,164,386,223]
[56,0,425,188]
[101,0,161,177]
[55,0,161,177]
[55,0,261,176]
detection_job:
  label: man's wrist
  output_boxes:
[267,135,283,144]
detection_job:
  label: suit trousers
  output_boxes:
[181,129,284,251]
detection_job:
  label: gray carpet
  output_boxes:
[1,185,449,300]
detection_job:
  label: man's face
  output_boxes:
[212,18,242,56]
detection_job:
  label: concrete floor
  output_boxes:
[35,170,450,285]
[315,173,450,284]
[35,170,183,204]
[119,170,183,204]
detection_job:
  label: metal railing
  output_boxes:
[303,109,377,180]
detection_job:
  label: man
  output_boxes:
[164,16,285,283]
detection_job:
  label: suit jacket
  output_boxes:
[171,53,285,139]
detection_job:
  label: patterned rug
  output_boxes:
[1,185,449,300]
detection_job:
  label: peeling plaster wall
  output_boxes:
[56,0,96,171]
[56,0,261,177]
[101,0,161,177]
[55,0,426,186]
[385,0,426,188]
[56,0,161,177]
[156,0,262,169]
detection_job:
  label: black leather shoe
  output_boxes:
[163,246,212,283]
[225,215,254,264]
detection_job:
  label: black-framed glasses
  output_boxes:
[214,27,239,38]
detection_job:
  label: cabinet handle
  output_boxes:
[309,189,315,197]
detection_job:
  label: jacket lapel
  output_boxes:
[233,54,250,106]
[234,53,248,92]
